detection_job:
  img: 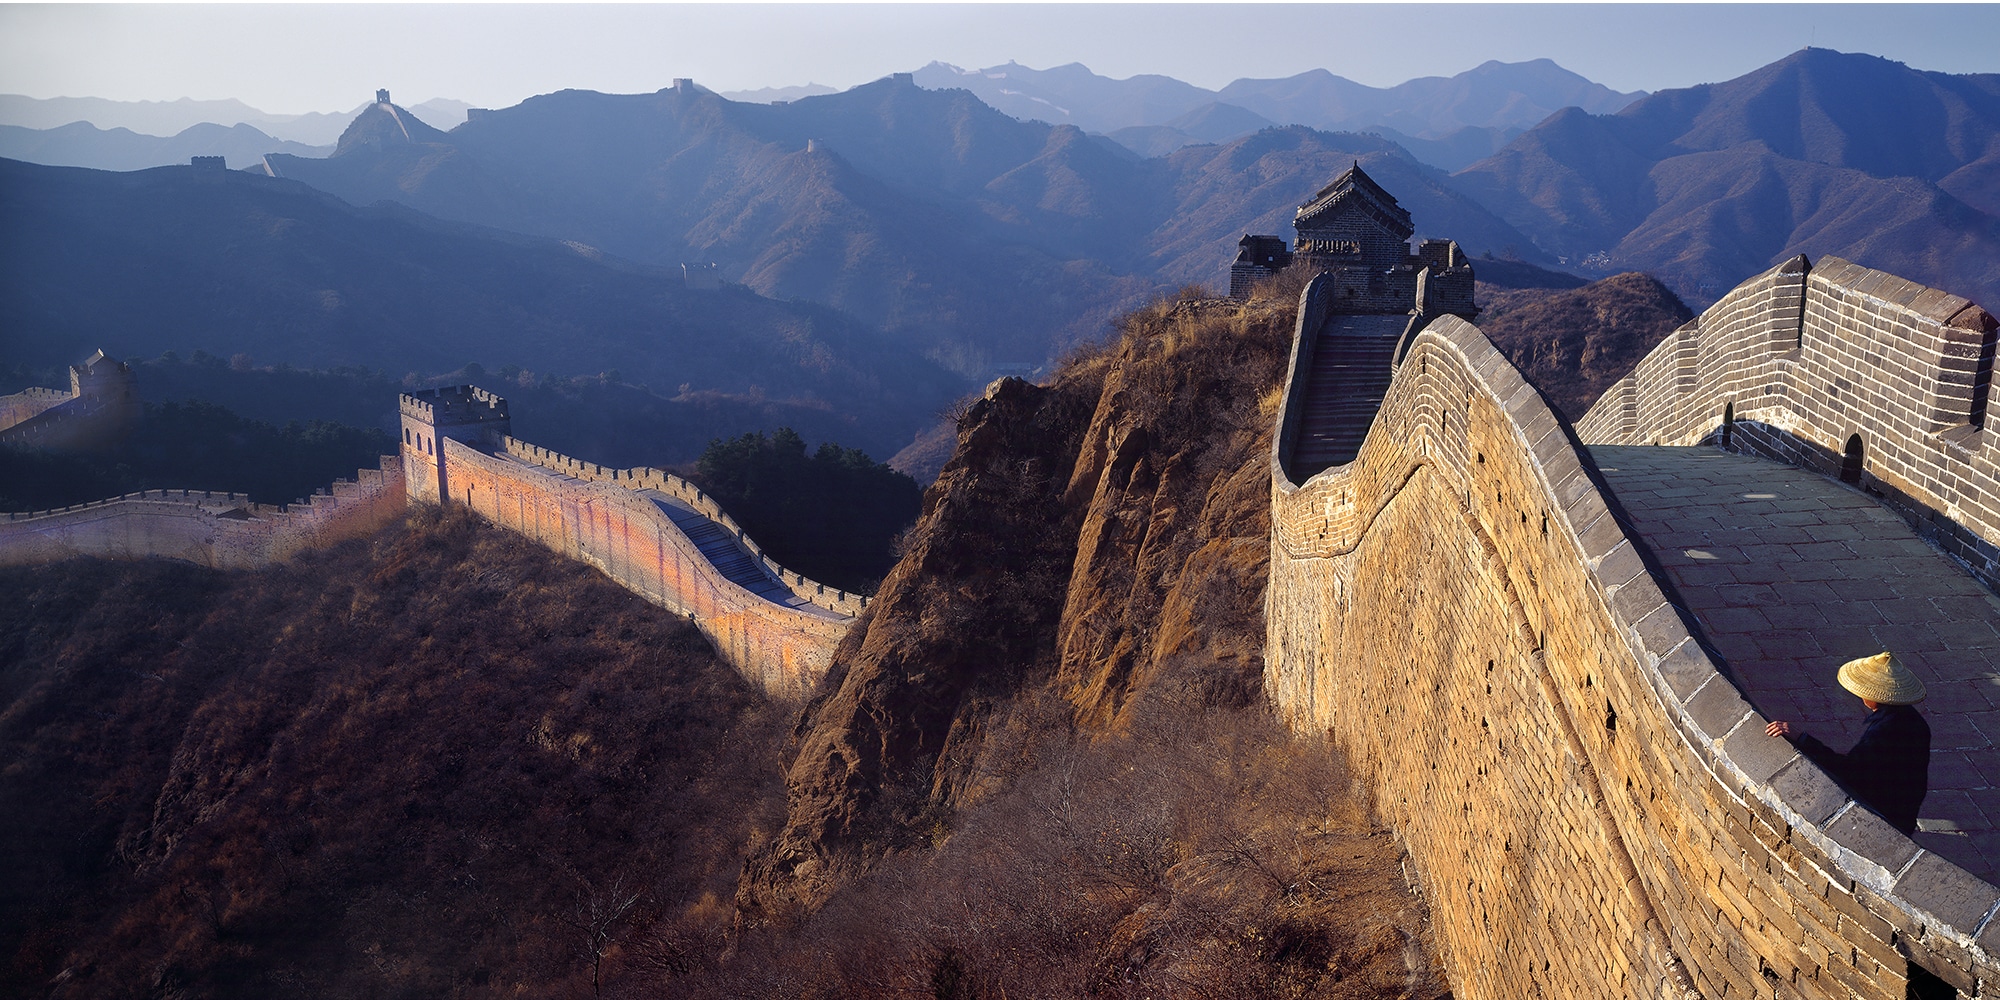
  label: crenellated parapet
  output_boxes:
[1268,271,2000,996]
[396,387,860,698]
[0,457,405,569]
[0,350,140,451]
[499,437,869,618]
[1578,255,2000,590]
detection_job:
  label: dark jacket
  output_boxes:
[1791,704,1930,836]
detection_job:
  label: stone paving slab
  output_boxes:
[1591,445,2000,882]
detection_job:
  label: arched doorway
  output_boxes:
[1840,434,1864,485]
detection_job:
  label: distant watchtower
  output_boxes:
[376,89,392,105]
[399,386,511,505]
[1228,161,1476,319]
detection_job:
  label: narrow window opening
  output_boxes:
[1907,960,1957,1000]
[1720,402,1734,449]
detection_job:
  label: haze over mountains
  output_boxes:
[247,79,1543,377]
[912,58,1644,165]
[4,47,1998,461]
[0,93,471,144]
[0,157,958,461]
[1455,49,2000,307]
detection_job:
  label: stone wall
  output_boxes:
[500,438,869,617]
[1268,303,2000,997]
[0,386,70,433]
[1578,256,2000,591]
[0,458,405,569]
[428,437,850,701]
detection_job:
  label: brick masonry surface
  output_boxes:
[0,458,406,570]
[1269,288,2000,997]
[1591,445,2000,886]
[1579,256,2000,592]
[403,418,852,702]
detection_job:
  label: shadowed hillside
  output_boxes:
[0,282,1483,997]
[0,511,791,998]
[0,157,963,460]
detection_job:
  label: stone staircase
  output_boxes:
[1290,314,1411,479]
[645,492,800,604]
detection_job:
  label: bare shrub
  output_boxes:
[684,659,1447,999]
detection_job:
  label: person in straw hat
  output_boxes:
[1766,651,1931,836]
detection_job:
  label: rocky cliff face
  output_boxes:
[741,288,1295,917]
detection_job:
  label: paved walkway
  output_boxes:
[1591,445,2000,882]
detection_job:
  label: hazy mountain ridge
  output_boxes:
[0,120,329,172]
[910,57,1643,150]
[254,85,1550,376]
[1454,49,2000,307]
[0,93,470,144]
[0,157,960,461]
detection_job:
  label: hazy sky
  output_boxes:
[4,4,1998,114]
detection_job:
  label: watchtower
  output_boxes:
[1227,162,1476,319]
[399,386,511,505]
[376,89,392,105]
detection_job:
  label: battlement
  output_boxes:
[1269,285,2000,997]
[393,383,859,696]
[1578,254,2000,589]
[1,349,139,451]
[398,385,510,427]
[0,456,404,569]
[500,438,869,617]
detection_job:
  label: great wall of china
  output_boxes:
[8,163,2000,996]
[1267,243,2000,997]
[0,379,861,702]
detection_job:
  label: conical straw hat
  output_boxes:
[1836,652,1926,705]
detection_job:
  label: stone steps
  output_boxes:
[648,494,798,603]
[1291,316,1406,478]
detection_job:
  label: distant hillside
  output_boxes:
[1219,58,1642,138]
[1478,271,1695,421]
[1452,49,2000,309]
[0,513,791,998]
[0,120,328,172]
[257,87,1549,375]
[0,93,468,144]
[0,158,962,461]
[911,58,1642,147]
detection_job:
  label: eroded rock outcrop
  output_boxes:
[740,291,1296,917]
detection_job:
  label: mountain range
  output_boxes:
[1453,48,2000,307]
[5,48,1999,457]
[0,60,1637,176]
[0,120,328,172]
[0,93,470,144]
[910,57,1642,158]
[248,80,1545,376]
[0,157,959,461]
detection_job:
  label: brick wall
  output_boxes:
[1578,257,2000,593]
[431,437,850,701]
[0,386,71,433]
[0,457,405,569]
[498,438,869,617]
[1270,301,2000,997]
